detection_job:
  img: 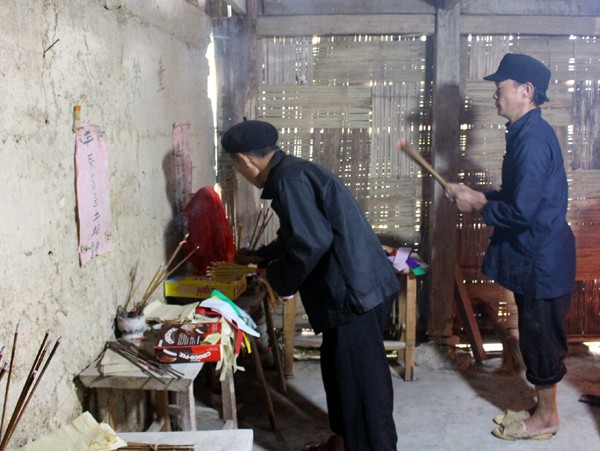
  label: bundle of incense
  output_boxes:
[106,340,183,381]
[131,234,199,316]
[0,327,60,451]
[119,444,193,450]
[248,207,274,250]
[206,262,257,279]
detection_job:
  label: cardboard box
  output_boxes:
[155,322,222,363]
[164,274,246,300]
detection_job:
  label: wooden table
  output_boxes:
[119,430,253,451]
[289,272,417,381]
[78,352,238,431]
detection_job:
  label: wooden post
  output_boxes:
[453,263,487,363]
[404,273,417,380]
[428,0,461,342]
[282,294,297,378]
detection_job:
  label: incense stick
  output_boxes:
[0,333,60,451]
[0,363,8,385]
[250,210,273,250]
[248,206,263,250]
[122,443,194,450]
[0,322,18,440]
[132,236,197,316]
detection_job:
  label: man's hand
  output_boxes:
[234,247,264,266]
[445,183,487,213]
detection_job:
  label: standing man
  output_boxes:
[222,119,399,451]
[447,54,575,441]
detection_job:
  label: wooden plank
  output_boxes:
[119,430,254,451]
[282,295,297,378]
[403,274,417,381]
[261,0,435,16]
[461,0,600,17]
[428,1,461,340]
[256,14,435,37]
[462,15,600,36]
[454,264,487,363]
[220,372,238,429]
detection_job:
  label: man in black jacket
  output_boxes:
[222,119,399,451]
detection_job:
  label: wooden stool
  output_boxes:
[78,346,238,431]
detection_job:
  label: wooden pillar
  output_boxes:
[211,0,263,241]
[428,0,461,342]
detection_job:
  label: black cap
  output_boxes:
[221,119,278,154]
[484,53,551,102]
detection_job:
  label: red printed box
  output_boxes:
[154,322,222,363]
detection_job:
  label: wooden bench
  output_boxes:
[118,430,253,451]
[78,350,238,431]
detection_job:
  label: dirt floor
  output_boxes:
[194,341,600,451]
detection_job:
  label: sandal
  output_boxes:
[492,419,555,441]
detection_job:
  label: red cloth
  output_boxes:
[182,186,235,274]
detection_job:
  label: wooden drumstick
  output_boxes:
[397,138,450,191]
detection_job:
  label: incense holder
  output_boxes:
[116,314,147,342]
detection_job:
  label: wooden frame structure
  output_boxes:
[211,0,600,342]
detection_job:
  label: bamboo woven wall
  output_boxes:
[256,33,600,337]
[461,35,600,337]
[258,35,429,247]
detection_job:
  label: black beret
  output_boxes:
[484,53,551,102]
[221,120,278,153]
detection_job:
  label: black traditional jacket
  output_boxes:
[255,151,399,333]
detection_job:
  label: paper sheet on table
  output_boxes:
[388,247,412,272]
[143,299,198,322]
[199,297,260,337]
[18,411,126,451]
[98,348,139,376]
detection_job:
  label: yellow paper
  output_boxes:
[143,299,198,322]
[18,411,126,451]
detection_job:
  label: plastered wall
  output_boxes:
[0,0,214,445]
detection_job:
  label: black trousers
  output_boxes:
[514,291,572,386]
[320,295,397,451]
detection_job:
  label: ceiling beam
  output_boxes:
[256,14,435,37]
[261,0,435,16]
[461,15,600,36]
[460,0,600,17]
[256,14,600,38]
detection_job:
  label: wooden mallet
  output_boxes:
[397,138,450,191]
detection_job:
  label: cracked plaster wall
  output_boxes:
[0,0,213,445]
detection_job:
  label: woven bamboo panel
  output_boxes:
[463,35,600,337]
[262,37,314,85]
[258,35,428,244]
[312,36,426,85]
[260,85,371,129]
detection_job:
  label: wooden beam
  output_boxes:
[462,15,600,36]
[428,0,460,341]
[461,0,600,17]
[261,0,435,16]
[256,14,435,37]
